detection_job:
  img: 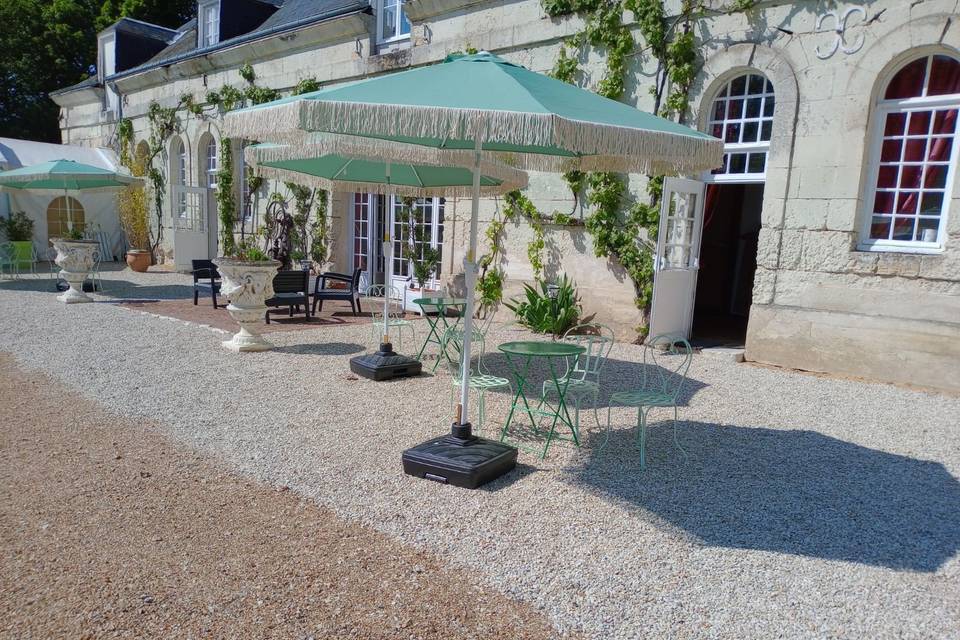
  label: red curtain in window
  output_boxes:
[897,108,957,214]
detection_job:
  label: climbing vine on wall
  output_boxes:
[216,138,236,256]
[480,0,757,324]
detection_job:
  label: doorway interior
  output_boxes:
[690,183,763,347]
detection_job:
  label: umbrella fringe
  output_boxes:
[225,100,724,175]
[245,135,529,188]
[253,164,527,198]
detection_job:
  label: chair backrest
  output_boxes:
[441,325,487,379]
[350,267,363,292]
[560,323,615,382]
[191,259,219,281]
[641,334,693,402]
[364,284,404,319]
[0,243,12,263]
[272,270,309,294]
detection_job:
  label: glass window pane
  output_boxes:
[727,99,743,119]
[725,123,741,143]
[760,121,772,141]
[729,153,747,173]
[880,139,902,162]
[712,100,725,120]
[885,57,927,99]
[870,216,891,239]
[924,164,948,189]
[763,96,775,117]
[892,217,916,240]
[917,217,941,243]
[927,55,960,96]
[381,5,397,40]
[899,165,922,189]
[765,78,774,93]
[731,75,747,95]
[711,123,723,138]
[873,191,894,214]
[748,74,765,94]
[747,153,766,173]
[884,112,906,136]
[896,191,918,215]
[933,109,958,135]
[746,98,762,118]
[928,136,953,162]
[877,166,898,188]
[908,111,931,135]
[920,191,944,214]
[743,121,759,142]
[904,139,927,162]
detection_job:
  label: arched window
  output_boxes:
[204,137,218,188]
[707,72,774,181]
[46,196,85,240]
[862,54,960,250]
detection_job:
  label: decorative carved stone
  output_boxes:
[815,7,867,60]
[50,239,99,304]
[213,257,281,352]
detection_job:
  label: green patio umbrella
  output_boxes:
[246,137,528,381]
[0,159,142,235]
[225,52,723,487]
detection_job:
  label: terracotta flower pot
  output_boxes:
[125,249,151,272]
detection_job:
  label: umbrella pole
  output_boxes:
[383,229,391,343]
[452,137,483,438]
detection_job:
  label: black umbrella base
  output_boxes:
[349,343,422,381]
[402,423,518,489]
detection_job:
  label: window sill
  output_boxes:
[855,243,945,256]
[375,37,411,54]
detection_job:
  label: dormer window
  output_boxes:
[376,0,410,45]
[199,0,220,47]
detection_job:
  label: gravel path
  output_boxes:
[0,353,562,639]
[1,271,958,639]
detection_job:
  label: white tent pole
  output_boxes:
[456,137,483,429]
[383,164,392,344]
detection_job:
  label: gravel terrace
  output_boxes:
[0,353,562,639]
[1,268,958,639]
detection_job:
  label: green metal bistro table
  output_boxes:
[413,297,467,371]
[498,340,586,458]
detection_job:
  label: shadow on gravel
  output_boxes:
[568,423,960,572]
[0,277,195,300]
[274,342,365,356]
[477,354,709,407]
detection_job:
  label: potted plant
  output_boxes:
[49,226,99,304]
[117,159,152,272]
[0,212,35,272]
[290,250,311,272]
[213,239,281,352]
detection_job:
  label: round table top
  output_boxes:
[498,340,586,357]
[412,297,467,307]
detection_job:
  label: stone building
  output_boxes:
[51,0,960,392]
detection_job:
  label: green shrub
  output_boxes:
[0,212,34,241]
[505,274,581,337]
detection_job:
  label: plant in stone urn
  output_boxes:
[214,238,280,352]
[50,229,99,304]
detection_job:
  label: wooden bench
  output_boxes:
[265,270,310,323]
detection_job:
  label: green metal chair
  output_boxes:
[0,243,16,279]
[366,284,416,350]
[542,323,615,436]
[442,322,511,433]
[606,334,693,469]
[11,242,37,276]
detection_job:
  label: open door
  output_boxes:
[648,177,706,340]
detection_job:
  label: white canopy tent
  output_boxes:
[0,138,126,259]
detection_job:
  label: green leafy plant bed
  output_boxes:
[0,212,34,242]
[505,274,583,337]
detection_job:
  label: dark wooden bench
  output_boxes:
[312,268,363,316]
[191,259,221,308]
[265,270,311,323]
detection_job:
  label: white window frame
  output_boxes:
[198,0,220,48]
[389,195,444,287]
[374,0,410,46]
[98,32,118,115]
[173,139,188,219]
[205,138,218,189]
[703,72,774,185]
[859,55,960,254]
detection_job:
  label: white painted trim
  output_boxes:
[198,0,221,48]
[858,53,960,251]
[374,0,411,46]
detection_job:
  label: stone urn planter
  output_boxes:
[50,238,99,304]
[125,249,151,272]
[213,257,280,352]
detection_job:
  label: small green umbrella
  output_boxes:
[247,136,529,197]
[0,159,142,236]
[225,52,723,473]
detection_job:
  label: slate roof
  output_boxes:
[53,0,369,95]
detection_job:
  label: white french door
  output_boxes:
[648,177,707,340]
